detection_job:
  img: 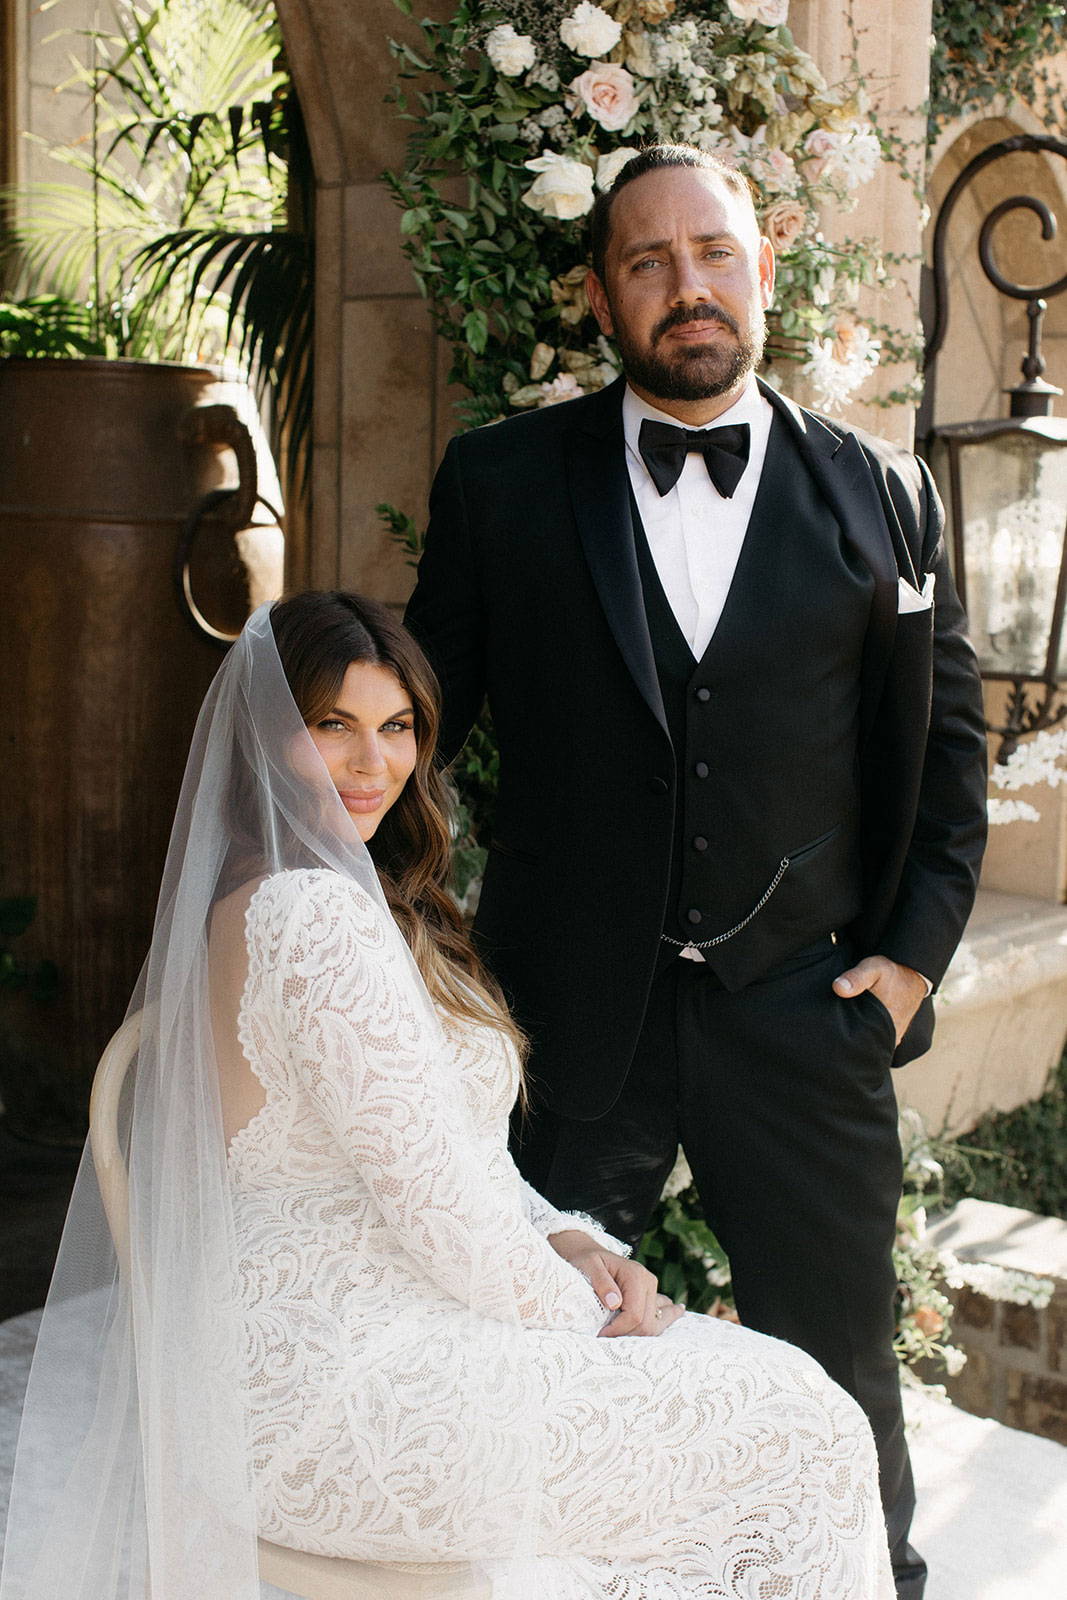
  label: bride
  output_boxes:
[1,591,894,1599]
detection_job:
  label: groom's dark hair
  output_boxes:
[589,144,759,282]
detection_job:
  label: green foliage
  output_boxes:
[383,0,904,424]
[930,0,1067,129]
[1,0,313,490]
[0,295,108,357]
[942,1047,1067,1219]
[637,1181,733,1314]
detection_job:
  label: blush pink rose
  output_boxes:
[762,199,806,253]
[569,62,639,132]
[802,126,841,182]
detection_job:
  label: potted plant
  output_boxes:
[0,0,307,1141]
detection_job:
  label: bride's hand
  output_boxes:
[550,1233,684,1336]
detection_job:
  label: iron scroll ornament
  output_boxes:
[922,133,1067,760]
[924,132,1067,407]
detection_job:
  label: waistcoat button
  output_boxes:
[687,908,703,925]
[694,761,709,779]
[692,835,708,852]
[694,686,711,702]
[648,776,669,795]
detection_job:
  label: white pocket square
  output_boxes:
[897,572,935,614]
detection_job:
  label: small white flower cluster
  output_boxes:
[802,323,881,412]
[941,1253,1055,1310]
[987,797,1042,825]
[803,123,882,191]
[702,1254,733,1288]
[990,728,1067,793]
[645,19,728,152]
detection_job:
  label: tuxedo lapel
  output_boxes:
[565,381,667,732]
[760,383,900,744]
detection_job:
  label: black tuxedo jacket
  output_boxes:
[406,377,988,1119]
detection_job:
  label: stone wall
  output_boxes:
[926,1201,1067,1446]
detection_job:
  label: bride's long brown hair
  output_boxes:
[270,591,525,1062]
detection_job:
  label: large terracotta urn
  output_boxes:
[0,357,279,1140]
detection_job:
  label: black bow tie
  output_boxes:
[638,418,751,499]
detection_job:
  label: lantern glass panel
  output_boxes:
[942,432,1067,679]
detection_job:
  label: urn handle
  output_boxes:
[175,403,260,647]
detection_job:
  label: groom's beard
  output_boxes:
[613,303,765,403]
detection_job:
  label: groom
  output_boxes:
[406,145,987,1595]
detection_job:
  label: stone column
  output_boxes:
[788,0,933,447]
[274,0,452,601]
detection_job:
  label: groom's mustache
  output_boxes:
[652,304,740,345]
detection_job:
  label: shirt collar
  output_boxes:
[622,375,769,468]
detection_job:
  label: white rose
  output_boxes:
[595,146,640,192]
[522,151,596,220]
[559,2,623,58]
[485,24,537,77]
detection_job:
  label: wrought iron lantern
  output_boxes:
[922,134,1067,762]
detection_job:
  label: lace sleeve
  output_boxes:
[260,871,608,1334]
[517,1176,633,1259]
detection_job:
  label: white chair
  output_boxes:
[90,1011,490,1600]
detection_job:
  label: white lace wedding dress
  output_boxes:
[228,869,895,1598]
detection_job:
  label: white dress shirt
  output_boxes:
[622,376,774,660]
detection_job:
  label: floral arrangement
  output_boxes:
[385,0,902,423]
[639,1108,1055,1377]
[986,726,1067,826]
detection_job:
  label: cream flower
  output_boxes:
[550,265,592,325]
[485,23,536,77]
[623,26,656,78]
[529,342,556,381]
[539,372,585,406]
[761,199,806,253]
[727,0,789,23]
[569,63,639,131]
[595,146,641,191]
[559,2,623,58]
[522,151,596,219]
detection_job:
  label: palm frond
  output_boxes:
[134,225,313,491]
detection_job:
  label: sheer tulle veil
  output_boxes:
[0,604,538,1600]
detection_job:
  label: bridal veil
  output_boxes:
[0,605,541,1600]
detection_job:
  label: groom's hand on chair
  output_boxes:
[550,1233,684,1336]
[832,954,929,1045]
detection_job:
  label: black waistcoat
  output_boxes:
[633,411,875,986]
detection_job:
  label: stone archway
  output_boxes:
[273,0,454,602]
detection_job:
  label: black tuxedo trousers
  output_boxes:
[514,935,922,1591]
[407,379,988,1600]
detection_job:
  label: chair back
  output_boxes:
[88,1013,490,1600]
[88,1009,143,1276]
